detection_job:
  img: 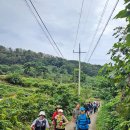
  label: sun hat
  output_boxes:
[39,111,46,116]
[80,107,85,111]
[58,109,63,112]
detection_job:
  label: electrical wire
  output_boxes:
[87,0,119,62]
[84,0,110,61]
[24,0,60,57]
[28,0,64,58]
[73,0,85,50]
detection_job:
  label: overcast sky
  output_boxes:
[0,0,126,65]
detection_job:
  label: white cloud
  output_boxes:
[0,0,127,65]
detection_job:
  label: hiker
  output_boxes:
[77,107,91,130]
[72,103,80,130]
[93,102,97,113]
[89,103,93,114]
[54,109,68,130]
[52,105,61,130]
[83,103,89,113]
[84,102,91,115]
[31,111,50,130]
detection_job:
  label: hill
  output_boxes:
[0,45,101,77]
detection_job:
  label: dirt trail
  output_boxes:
[89,113,97,130]
[65,113,98,130]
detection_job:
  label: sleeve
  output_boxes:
[72,109,76,118]
[63,115,69,124]
[77,116,80,128]
[52,112,56,120]
[45,119,50,128]
[31,119,37,127]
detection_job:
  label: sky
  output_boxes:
[0,0,126,65]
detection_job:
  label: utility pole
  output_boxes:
[73,44,86,96]
[60,74,62,85]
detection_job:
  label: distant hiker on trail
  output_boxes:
[93,102,97,113]
[52,105,61,130]
[77,107,91,130]
[89,102,93,114]
[72,103,80,130]
[31,111,50,130]
[54,109,68,130]
[84,102,93,115]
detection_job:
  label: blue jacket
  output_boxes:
[77,114,91,129]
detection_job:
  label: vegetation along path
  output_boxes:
[66,112,98,130]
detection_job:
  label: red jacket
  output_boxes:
[52,111,58,120]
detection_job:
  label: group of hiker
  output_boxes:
[84,101,100,114]
[31,102,99,130]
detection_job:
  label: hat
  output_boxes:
[80,107,85,111]
[39,111,46,116]
[58,109,63,112]
[56,105,61,108]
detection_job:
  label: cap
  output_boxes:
[80,107,85,111]
[58,109,63,113]
[39,111,46,116]
[56,105,61,108]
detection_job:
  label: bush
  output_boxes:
[6,74,23,86]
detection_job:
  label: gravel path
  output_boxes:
[89,113,97,130]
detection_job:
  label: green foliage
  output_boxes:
[0,45,101,77]
[97,1,130,130]
[97,91,130,130]
[6,74,23,86]
[83,76,116,100]
[0,76,81,129]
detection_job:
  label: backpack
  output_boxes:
[35,119,46,130]
[77,114,90,129]
[55,115,66,129]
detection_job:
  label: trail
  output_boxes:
[65,112,98,130]
[89,113,98,130]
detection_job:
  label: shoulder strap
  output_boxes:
[78,114,81,120]
[35,119,39,127]
[78,114,88,120]
[42,119,46,124]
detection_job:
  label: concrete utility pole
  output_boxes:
[73,44,86,96]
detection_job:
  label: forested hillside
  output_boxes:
[0,45,106,130]
[0,45,101,77]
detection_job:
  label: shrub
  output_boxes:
[6,74,23,86]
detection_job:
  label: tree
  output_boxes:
[105,0,130,91]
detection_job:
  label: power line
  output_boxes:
[27,0,64,58]
[24,0,60,57]
[84,0,110,61]
[73,0,85,50]
[87,0,119,62]
[81,0,93,42]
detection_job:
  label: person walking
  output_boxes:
[31,111,50,130]
[52,105,61,130]
[77,107,91,130]
[93,102,97,113]
[72,103,80,130]
[55,109,68,130]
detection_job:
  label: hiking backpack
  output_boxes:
[77,114,90,130]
